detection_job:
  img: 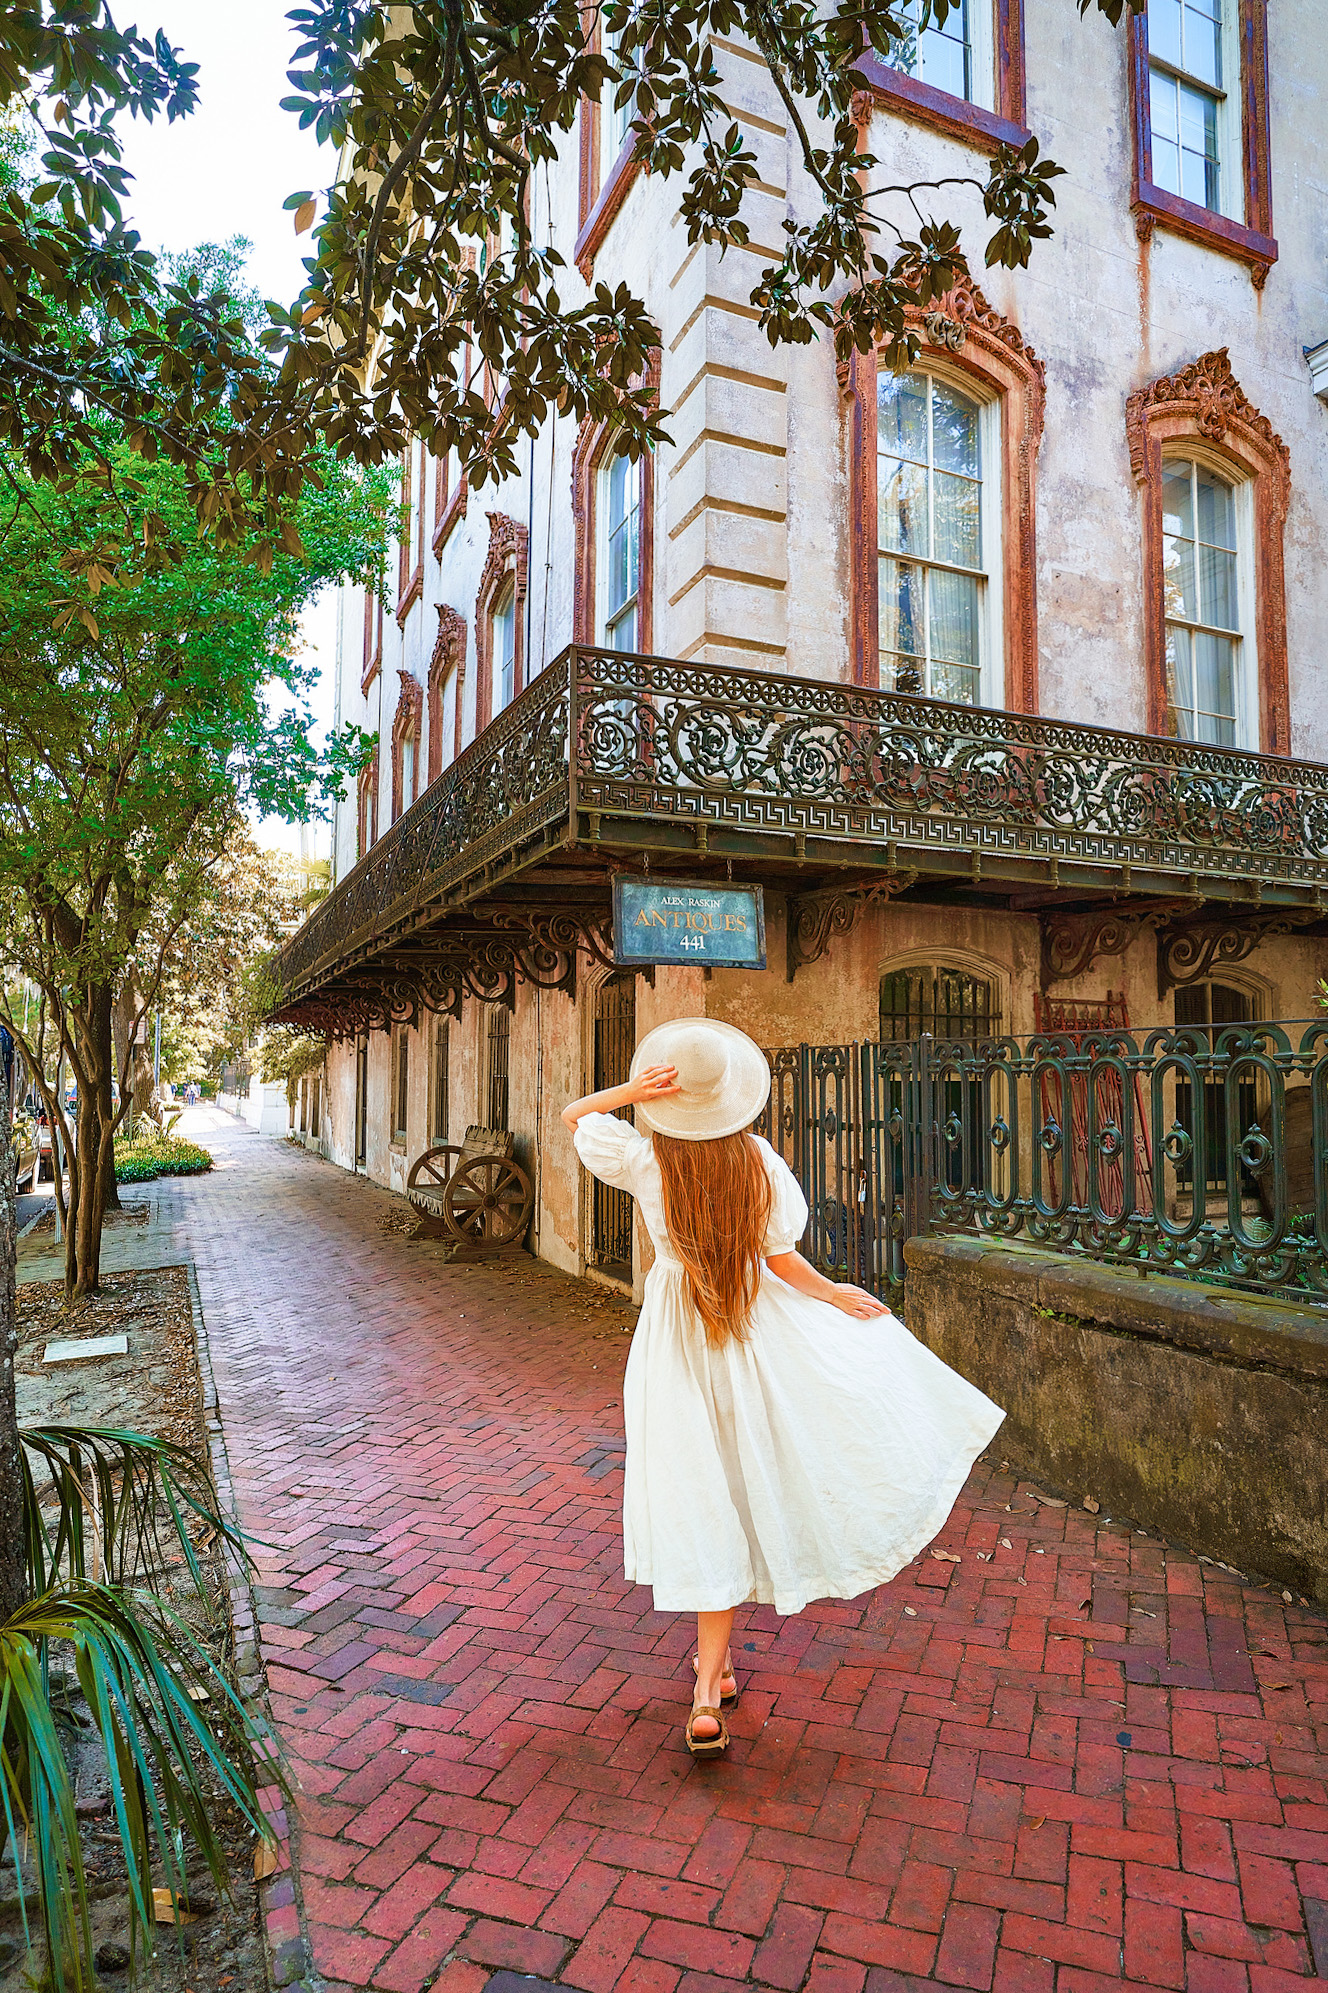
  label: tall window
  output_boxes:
[601,451,641,652]
[393,1028,409,1145]
[878,370,988,705]
[890,0,993,108]
[401,731,416,811]
[485,1006,510,1132]
[1162,459,1244,745]
[430,1021,450,1147]
[1147,0,1233,216]
[493,583,516,715]
[605,26,637,160]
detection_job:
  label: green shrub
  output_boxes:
[113,1132,212,1183]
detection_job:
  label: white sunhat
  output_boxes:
[629,1018,771,1142]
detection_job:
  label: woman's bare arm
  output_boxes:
[560,1062,681,1132]
[765,1250,887,1319]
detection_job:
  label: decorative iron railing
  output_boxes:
[758,1023,1328,1308]
[274,643,1328,1004]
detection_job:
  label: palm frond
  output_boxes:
[20,1424,252,1597]
[1,1581,285,1993]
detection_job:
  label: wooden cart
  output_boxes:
[405,1124,535,1257]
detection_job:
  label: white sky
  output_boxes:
[116,1,339,858]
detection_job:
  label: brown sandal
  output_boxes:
[692,1655,739,1708]
[686,1704,730,1759]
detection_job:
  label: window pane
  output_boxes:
[933,470,981,570]
[1183,0,1221,87]
[1193,631,1236,740]
[1165,625,1195,734]
[1149,69,1180,188]
[606,600,636,653]
[1198,544,1238,630]
[1161,462,1194,540]
[878,455,929,558]
[931,382,979,478]
[879,556,925,661]
[1178,81,1219,208]
[1150,0,1183,66]
[877,372,929,467]
[1163,530,1197,621]
[928,566,981,686]
[1195,467,1236,550]
[894,0,971,101]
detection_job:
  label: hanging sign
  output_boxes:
[612,876,766,970]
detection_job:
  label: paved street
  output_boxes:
[96,1115,1328,1992]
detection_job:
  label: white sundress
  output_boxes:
[573,1112,1005,1617]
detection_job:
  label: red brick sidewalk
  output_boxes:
[180,1119,1328,1993]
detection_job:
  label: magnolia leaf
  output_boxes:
[294,199,316,235]
[930,1549,960,1563]
[254,1839,280,1880]
[152,1889,199,1927]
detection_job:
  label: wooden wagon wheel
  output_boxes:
[442,1156,534,1246]
[407,1146,458,1195]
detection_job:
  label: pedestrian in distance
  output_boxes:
[562,1017,1004,1761]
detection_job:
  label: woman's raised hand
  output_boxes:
[832,1283,888,1319]
[624,1062,682,1104]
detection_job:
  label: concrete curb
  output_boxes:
[184,1260,322,1993]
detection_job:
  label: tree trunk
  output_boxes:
[0,1069,28,1621]
[68,984,114,1301]
[99,1010,121,1215]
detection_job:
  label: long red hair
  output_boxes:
[652,1131,771,1347]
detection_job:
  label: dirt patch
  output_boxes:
[26,1200,151,1239]
[9,1269,268,1993]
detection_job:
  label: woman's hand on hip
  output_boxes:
[832,1283,888,1319]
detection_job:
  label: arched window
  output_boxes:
[473,513,528,733]
[877,369,988,705]
[390,670,423,821]
[843,276,1043,710]
[1127,352,1289,753]
[879,965,999,1042]
[601,451,641,653]
[492,582,516,715]
[1161,457,1250,746]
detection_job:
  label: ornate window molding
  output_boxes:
[1126,2,1275,285]
[432,450,468,557]
[1126,348,1290,754]
[360,588,383,695]
[356,759,378,860]
[570,352,660,651]
[390,669,424,822]
[842,274,1044,709]
[427,605,467,784]
[473,512,529,735]
[574,10,644,280]
[396,441,426,625]
[852,0,1031,152]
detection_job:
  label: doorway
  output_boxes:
[589,972,635,1279]
[354,1035,369,1170]
[1174,981,1259,1197]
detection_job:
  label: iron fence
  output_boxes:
[758,1021,1328,1308]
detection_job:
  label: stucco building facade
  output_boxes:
[273,0,1328,1296]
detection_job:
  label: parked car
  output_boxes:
[12,1116,37,1192]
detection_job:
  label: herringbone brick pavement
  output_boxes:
[176,1116,1328,1993]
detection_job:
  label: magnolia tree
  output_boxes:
[0,2,1139,560]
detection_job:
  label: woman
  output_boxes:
[562,1017,1004,1759]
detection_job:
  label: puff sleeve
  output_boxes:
[572,1111,651,1192]
[762,1151,809,1256]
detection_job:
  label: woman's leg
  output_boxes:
[693,1608,736,1739]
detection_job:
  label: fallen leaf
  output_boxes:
[1033,1494,1068,1507]
[931,1550,961,1563]
[152,1889,198,1927]
[1082,1497,1100,1513]
[903,1606,917,1616]
[1000,1538,1013,1550]
[254,1840,279,1881]
[1264,1683,1294,1692]
[1079,1599,1092,1611]
[1025,1815,1046,1830]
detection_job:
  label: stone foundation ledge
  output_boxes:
[903,1232,1328,1607]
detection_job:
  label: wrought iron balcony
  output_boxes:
[271,643,1328,1030]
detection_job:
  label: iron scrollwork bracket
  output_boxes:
[1040,899,1194,987]
[1157,909,1321,995]
[786,873,918,983]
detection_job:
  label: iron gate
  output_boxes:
[757,1025,1328,1309]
